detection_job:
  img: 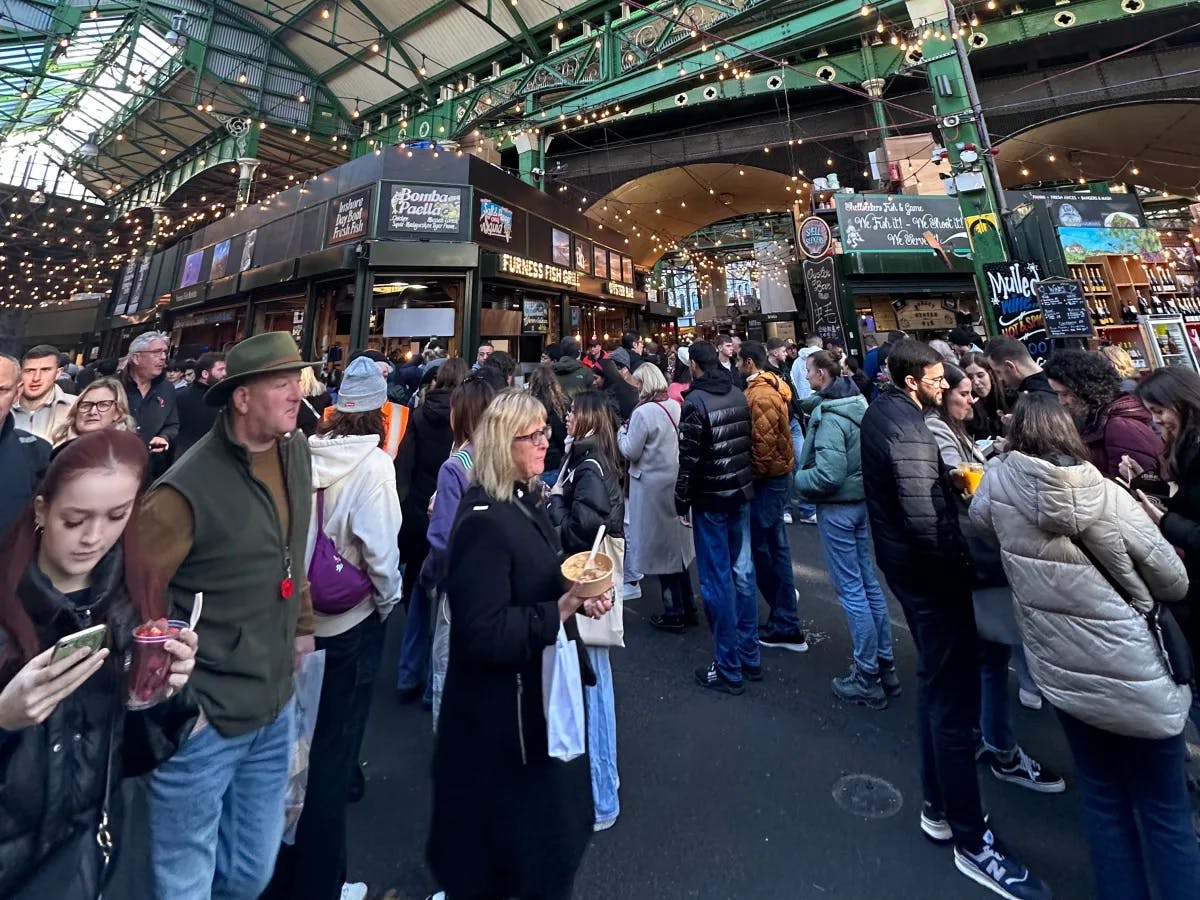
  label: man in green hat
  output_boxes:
[136,331,318,898]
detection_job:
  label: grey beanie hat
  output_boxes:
[609,347,631,370]
[335,356,387,412]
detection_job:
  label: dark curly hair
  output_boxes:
[1042,350,1119,414]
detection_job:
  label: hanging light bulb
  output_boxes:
[1130,164,1140,176]
[876,19,885,33]
[351,99,361,118]
[297,89,306,103]
[237,69,248,83]
[860,2,872,15]
[320,7,331,19]
[418,55,427,76]
[1020,165,1030,177]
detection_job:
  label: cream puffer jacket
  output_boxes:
[969,450,1191,739]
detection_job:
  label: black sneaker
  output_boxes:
[877,658,902,697]
[743,663,763,682]
[682,606,700,627]
[694,662,745,695]
[832,664,887,709]
[649,613,685,634]
[986,747,1066,794]
[395,685,422,704]
[758,629,808,652]
[920,802,953,844]
[954,830,1052,900]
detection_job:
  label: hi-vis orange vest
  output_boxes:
[322,400,409,458]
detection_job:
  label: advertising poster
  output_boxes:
[209,239,231,281]
[478,198,514,243]
[1058,227,1166,264]
[593,245,608,280]
[179,250,204,289]
[575,239,590,273]
[327,188,373,245]
[386,184,464,234]
[984,261,1049,363]
[621,256,634,284]
[1007,190,1143,228]
[522,298,550,334]
[240,229,257,271]
[552,228,571,267]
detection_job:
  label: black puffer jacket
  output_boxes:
[1157,436,1200,670]
[674,370,753,515]
[861,387,969,588]
[0,414,49,534]
[548,436,625,553]
[397,386,454,564]
[0,546,197,899]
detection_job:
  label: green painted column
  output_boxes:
[515,130,546,190]
[922,2,1009,336]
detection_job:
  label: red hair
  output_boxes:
[0,430,164,670]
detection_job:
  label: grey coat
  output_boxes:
[618,398,694,575]
[970,451,1191,739]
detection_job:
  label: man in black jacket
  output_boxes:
[674,342,757,695]
[174,351,226,456]
[0,353,49,532]
[983,335,1055,398]
[122,331,180,479]
[860,340,1050,900]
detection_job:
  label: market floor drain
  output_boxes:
[831,773,904,819]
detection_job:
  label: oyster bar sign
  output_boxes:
[499,253,581,288]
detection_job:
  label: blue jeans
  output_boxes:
[750,475,800,634]
[585,646,619,825]
[396,582,432,703]
[978,639,1017,756]
[693,506,760,682]
[1012,643,1040,697]
[623,503,641,586]
[815,502,894,675]
[149,699,296,899]
[790,419,816,518]
[1057,709,1200,900]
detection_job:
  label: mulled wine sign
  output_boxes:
[984,261,1050,363]
[802,256,846,347]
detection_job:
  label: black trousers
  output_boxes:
[263,612,386,900]
[887,576,987,850]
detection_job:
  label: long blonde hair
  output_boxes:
[472,388,546,500]
[299,365,327,398]
[52,377,135,446]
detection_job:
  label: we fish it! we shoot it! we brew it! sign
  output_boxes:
[835,194,969,258]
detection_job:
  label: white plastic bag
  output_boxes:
[282,649,326,844]
[541,623,586,762]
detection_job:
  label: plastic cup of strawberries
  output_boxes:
[128,618,188,710]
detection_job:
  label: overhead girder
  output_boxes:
[338,0,436,102]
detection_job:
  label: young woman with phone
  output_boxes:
[0,429,198,899]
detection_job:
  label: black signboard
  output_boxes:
[1035,277,1092,339]
[1006,190,1143,229]
[984,261,1050,363]
[835,194,968,257]
[522,298,549,334]
[802,257,846,347]
[128,254,152,310]
[382,184,465,236]
[327,187,372,246]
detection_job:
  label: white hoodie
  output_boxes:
[306,434,403,637]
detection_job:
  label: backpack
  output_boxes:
[307,488,373,615]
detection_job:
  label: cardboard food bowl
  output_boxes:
[561,551,614,598]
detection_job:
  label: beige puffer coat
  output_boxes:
[969,450,1191,739]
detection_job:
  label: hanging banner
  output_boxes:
[835,194,969,257]
[1007,190,1143,228]
[984,261,1050,363]
[802,257,846,347]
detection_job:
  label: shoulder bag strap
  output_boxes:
[315,487,326,533]
[653,400,679,431]
[1070,535,1138,606]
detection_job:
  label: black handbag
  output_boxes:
[1070,536,1195,686]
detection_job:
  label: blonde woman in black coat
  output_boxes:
[427,389,611,900]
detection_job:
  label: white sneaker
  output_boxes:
[782,511,793,524]
[1018,688,1043,710]
[623,581,642,600]
[797,513,817,525]
[340,884,368,900]
[594,817,617,832]
[425,893,447,900]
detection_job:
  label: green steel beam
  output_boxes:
[318,0,455,82]
[340,0,434,101]
[502,1,544,61]
[448,0,542,61]
[0,0,81,145]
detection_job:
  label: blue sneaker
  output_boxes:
[953,830,1052,900]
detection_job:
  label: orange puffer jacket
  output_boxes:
[744,371,795,480]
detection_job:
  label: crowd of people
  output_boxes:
[0,321,1198,900]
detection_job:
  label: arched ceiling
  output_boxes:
[584,163,807,266]
[995,100,1200,198]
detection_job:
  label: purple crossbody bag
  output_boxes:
[307,488,374,615]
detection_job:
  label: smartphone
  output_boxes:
[51,624,107,663]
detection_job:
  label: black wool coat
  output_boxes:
[1158,436,1200,668]
[860,387,969,590]
[396,386,454,564]
[429,484,594,899]
[0,546,198,900]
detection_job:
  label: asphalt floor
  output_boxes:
[347,521,1142,900]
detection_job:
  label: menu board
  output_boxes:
[984,261,1050,363]
[1007,190,1143,228]
[835,194,968,257]
[522,298,550,334]
[1035,277,1092,339]
[802,257,846,347]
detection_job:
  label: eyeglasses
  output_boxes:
[513,425,552,446]
[920,375,950,387]
[78,399,116,413]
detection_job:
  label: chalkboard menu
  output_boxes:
[1035,277,1092,339]
[802,257,846,347]
[984,261,1050,363]
[522,298,550,334]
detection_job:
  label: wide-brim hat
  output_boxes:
[206,332,319,407]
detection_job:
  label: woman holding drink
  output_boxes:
[926,366,1065,793]
[427,389,611,900]
[0,429,198,899]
